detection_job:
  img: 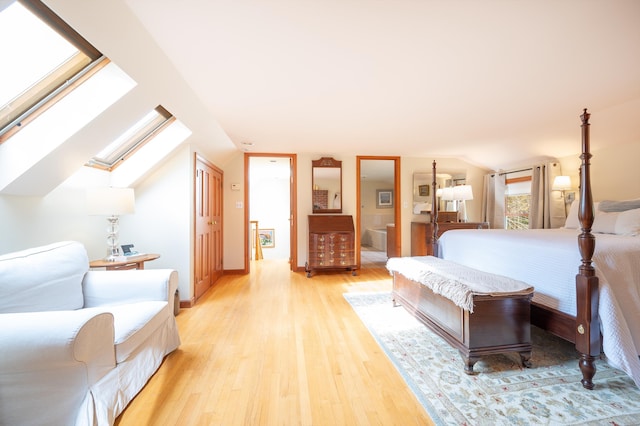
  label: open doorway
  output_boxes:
[244,153,297,272]
[356,156,401,268]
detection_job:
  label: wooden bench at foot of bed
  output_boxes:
[388,257,534,374]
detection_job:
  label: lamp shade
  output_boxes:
[87,187,135,215]
[453,184,474,201]
[440,187,454,201]
[552,176,572,191]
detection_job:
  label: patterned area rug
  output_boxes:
[344,291,640,425]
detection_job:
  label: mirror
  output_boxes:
[413,170,466,215]
[312,157,342,213]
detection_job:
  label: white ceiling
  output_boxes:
[122,0,640,171]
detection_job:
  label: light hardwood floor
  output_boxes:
[115,260,433,425]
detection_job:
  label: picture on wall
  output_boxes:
[418,184,430,197]
[376,189,393,208]
[259,229,275,248]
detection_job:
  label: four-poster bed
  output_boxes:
[388,109,640,390]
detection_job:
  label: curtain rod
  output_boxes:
[491,167,532,177]
[498,167,532,176]
[491,161,559,177]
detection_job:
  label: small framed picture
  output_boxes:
[418,184,430,197]
[376,189,393,208]
[258,229,275,248]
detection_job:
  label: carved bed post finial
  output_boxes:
[576,108,600,390]
[578,108,595,276]
[432,161,439,257]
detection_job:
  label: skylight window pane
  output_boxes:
[0,0,100,140]
[111,120,192,187]
[87,106,173,170]
[0,3,81,103]
[0,62,137,192]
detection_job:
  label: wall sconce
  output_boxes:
[87,187,135,261]
[453,184,474,222]
[552,175,574,200]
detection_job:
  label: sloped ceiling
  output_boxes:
[62,1,640,170]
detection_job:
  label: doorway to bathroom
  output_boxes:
[356,157,400,268]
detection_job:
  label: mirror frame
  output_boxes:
[413,170,466,214]
[312,157,342,214]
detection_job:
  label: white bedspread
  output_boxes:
[438,228,640,388]
[386,256,533,312]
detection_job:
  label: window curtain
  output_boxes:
[481,173,506,229]
[529,162,565,229]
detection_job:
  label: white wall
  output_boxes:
[119,144,193,302]
[2,140,637,296]
[222,153,246,271]
[559,140,640,202]
[0,145,194,302]
[218,153,490,269]
[0,167,108,255]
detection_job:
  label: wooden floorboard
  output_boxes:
[115,259,433,425]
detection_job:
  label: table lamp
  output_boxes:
[453,185,474,222]
[87,187,135,261]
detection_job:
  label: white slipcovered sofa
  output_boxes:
[0,241,181,425]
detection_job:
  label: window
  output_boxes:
[109,118,192,187]
[0,0,102,142]
[505,172,532,230]
[86,106,175,171]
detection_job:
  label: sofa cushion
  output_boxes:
[103,301,168,363]
[0,241,88,313]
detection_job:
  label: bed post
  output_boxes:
[431,160,439,256]
[575,108,600,390]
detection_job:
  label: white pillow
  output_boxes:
[564,201,600,229]
[564,200,580,229]
[615,208,640,236]
[592,211,619,234]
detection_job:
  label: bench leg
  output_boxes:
[462,350,532,374]
[461,353,480,375]
[519,351,532,368]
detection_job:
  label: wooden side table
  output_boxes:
[89,254,160,270]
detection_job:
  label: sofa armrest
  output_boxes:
[0,310,116,425]
[83,269,178,307]
[0,309,115,378]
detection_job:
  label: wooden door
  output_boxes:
[195,156,223,300]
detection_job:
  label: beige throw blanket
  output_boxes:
[386,256,534,313]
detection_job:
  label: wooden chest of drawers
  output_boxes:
[411,221,489,256]
[306,215,357,277]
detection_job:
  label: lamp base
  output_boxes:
[105,215,122,261]
[459,200,469,223]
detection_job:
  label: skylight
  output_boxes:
[110,119,192,187]
[86,106,174,171]
[0,0,101,142]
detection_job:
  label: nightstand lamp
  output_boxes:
[453,185,474,222]
[87,187,135,261]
